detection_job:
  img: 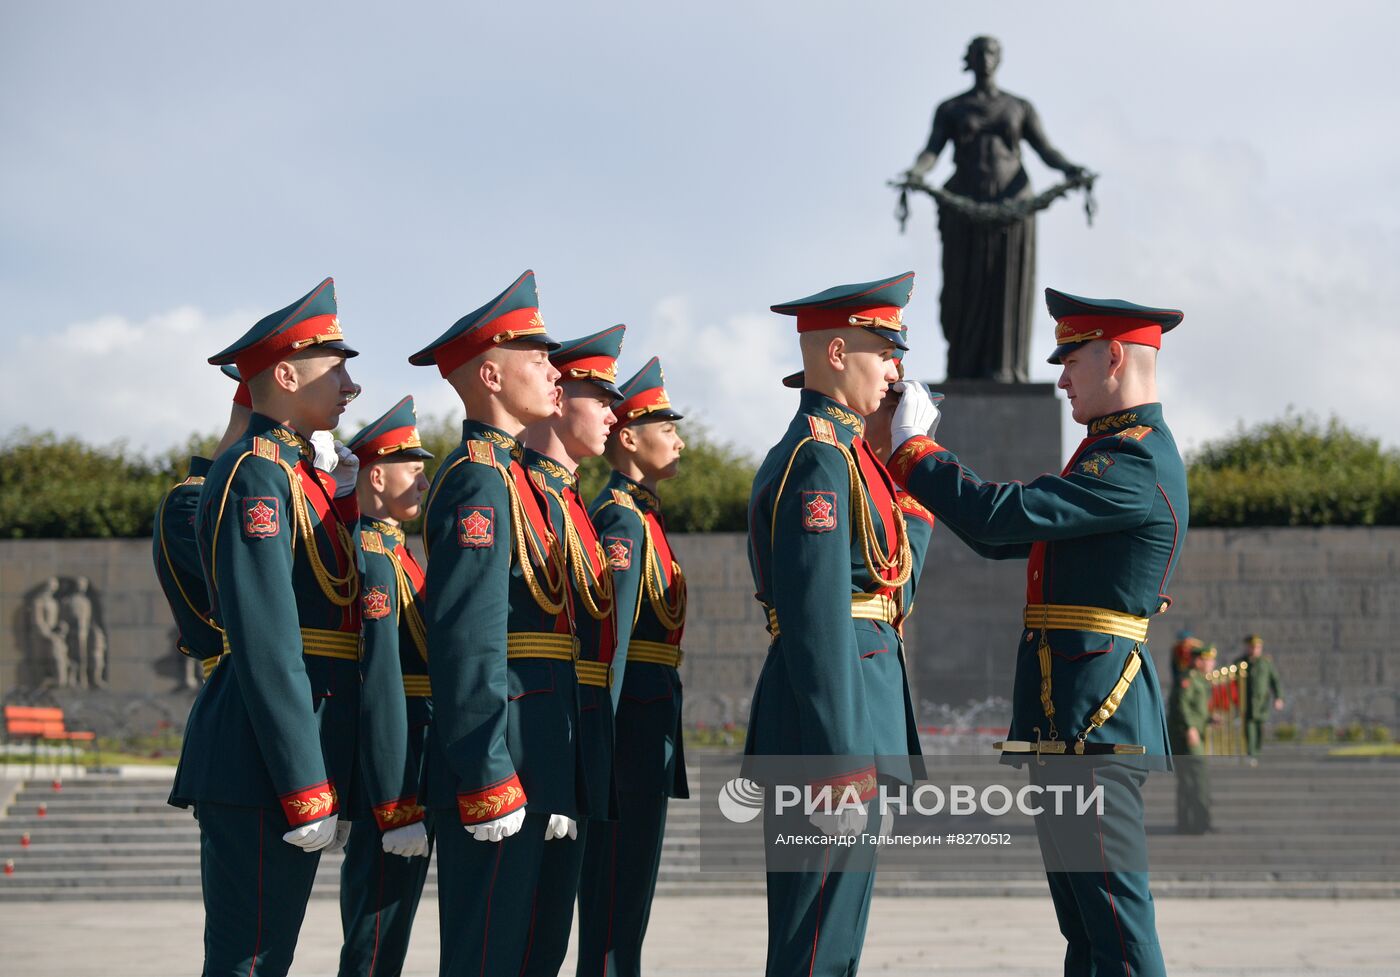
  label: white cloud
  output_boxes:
[640,295,799,456]
[5,306,258,452]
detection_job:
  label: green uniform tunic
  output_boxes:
[575,470,689,977]
[889,402,1189,977]
[743,390,923,977]
[1235,653,1283,756]
[152,456,224,679]
[169,414,364,977]
[338,518,432,977]
[1167,669,1212,833]
[420,421,583,977]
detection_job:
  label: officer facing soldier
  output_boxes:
[889,287,1190,977]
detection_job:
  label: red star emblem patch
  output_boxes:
[242,497,280,538]
[362,586,391,620]
[801,491,837,532]
[605,536,633,571]
[457,505,495,548]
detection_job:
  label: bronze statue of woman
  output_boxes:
[904,36,1087,382]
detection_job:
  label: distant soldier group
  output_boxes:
[155,267,1195,977]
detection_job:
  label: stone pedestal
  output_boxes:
[901,381,1065,714]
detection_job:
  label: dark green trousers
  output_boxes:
[434,808,549,977]
[197,803,321,977]
[1244,719,1264,756]
[758,802,880,977]
[519,820,590,977]
[1033,765,1166,977]
[576,792,668,977]
[337,818,434,977]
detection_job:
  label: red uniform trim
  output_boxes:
[372,796,426,831]
[432,306,545,378]
[279,780,339,827]
[887,436,943,486]
[235,310,344,379]
[807,765,878,803]
[456,773,527,825]
[795,303,902,334]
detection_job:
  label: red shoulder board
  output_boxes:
[467,440,495,466]
[610,488,635,510]
[807,416,838,445]
[252,436,279,461]
[361,530,385,554]
[1118,426,1153,442]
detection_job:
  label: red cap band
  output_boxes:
[796,305,904,334]
[232,382,253,409]
[1054,315,1163,351]
[433,306,547,378]
[234,313,345,379]
[612,385,672,427]
[353,425,422,464]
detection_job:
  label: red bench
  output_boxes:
[3,705,98,775]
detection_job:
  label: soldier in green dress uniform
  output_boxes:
[576,355,689,977]
[1168,644,1215,834]
[1234,634,1284,756]
[337,396,436,977]
[887,287,1189,977]
[152,364,252,686]
[169,278,366,977]
[520,324,626,976]
[746,272,924,977]
[409,270,586,977]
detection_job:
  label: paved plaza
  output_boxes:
[2,894,1397,976]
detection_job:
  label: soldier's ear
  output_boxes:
[617,425,639,455]
[827,335,848,372]
[269,359,300,394]
[1105,340,1128,380]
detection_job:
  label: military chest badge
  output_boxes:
[242,497,280,538]
[1077,452,1115,478]
[362,586,391,620]
[457,505,495,548]
[605,536,633,570]
[802,491,838,532]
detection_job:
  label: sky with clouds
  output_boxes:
[3,1,1397,462]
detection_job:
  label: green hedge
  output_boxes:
[1186,414,1400,527]
[0,416,756,539]
[4,411,1396,537]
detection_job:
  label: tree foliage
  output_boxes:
[1187,413,1400,527]
[6,410,1393,537]
[0,415,757,538]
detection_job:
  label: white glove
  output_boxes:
[809,804,866,838]
[382,820,430,858]
[890,381,941,451]
[282,813,339,852]
[543,814,578,841]
[310,430,338,472]
[468,807,526,843]
[331,441,360,498]
[325,817,353,853]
